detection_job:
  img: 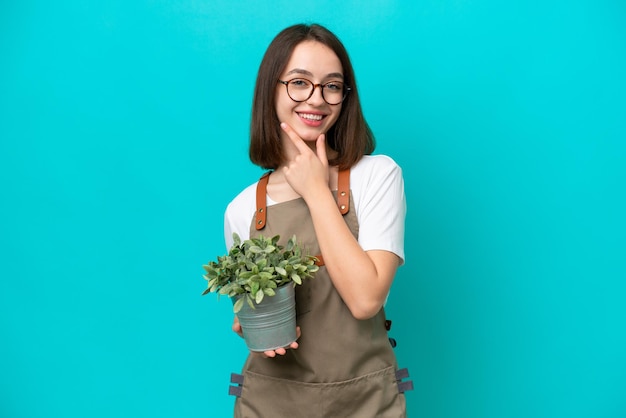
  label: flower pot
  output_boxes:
[233,284,297,352]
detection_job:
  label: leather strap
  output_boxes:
[337,169,350,215]
[255,172,270,230]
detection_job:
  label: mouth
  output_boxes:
[297,112,325,121]
[296,112,327,127]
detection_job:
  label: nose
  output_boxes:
[306,84,326,105]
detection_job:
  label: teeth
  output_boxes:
[299,113,323,121]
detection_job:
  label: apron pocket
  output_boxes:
[234,367,406,418]
[321,366,407,418]
[235,370,323,418]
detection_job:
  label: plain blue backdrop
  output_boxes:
[1,1,625,417]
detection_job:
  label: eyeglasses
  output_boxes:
[278,78,351,105]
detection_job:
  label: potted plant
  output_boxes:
[202,233,319,351]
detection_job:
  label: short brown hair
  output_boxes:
[249,24,375,170]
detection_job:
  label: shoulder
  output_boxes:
[226,180,258,214]
[352,154,402,173]
[349,154,405,212]
[224,180,258,245]
[350,155,403,186]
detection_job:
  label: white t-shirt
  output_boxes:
[224,154,406,263]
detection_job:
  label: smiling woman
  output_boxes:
[249,24,375,172]
[221,23,410,417]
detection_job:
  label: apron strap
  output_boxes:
[255,169,351,230]
[255,172,271,230]
[337,168,350,215]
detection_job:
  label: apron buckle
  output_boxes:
[228,373,244,397]
[395,368,414,394]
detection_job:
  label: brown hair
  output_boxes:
[249,24,375,170]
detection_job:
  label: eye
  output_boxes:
[289,79,311,88]
[324,81,343,91]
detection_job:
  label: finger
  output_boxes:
[232,317,243,338]
[316,134,328,167]
[263,350,276,358]
[288,326,301,349]
[280,122,313,155]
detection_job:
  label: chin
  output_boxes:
[295,128,327,142]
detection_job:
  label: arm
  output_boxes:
[281,124,403,320]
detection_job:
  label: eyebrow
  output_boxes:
[285,68,344,80]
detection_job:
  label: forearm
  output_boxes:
[303,188,398,319]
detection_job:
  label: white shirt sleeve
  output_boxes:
[351,155,406,264]
[223,182,257,250]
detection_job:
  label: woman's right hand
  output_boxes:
[232,316,301,358]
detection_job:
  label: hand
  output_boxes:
[280,122,329,199]
[232,316,301,358]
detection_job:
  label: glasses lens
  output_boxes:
[287,79,314,102]
[322,81,345,105]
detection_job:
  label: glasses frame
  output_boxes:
[278,78,351,105]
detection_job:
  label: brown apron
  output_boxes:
[231,170,411,417]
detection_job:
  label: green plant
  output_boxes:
[202,233,319,313]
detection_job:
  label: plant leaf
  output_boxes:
[249,245,263,254]
[255,289,264,304]
[233,297,244,313]
[250,281,259,296]
[288,255,301,264]
[246,294,255,309]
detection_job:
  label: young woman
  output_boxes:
[224,23,409,417]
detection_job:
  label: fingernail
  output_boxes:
[280,122,287,129]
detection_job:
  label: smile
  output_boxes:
[297,112,324,121]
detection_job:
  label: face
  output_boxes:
[275,40,344,143]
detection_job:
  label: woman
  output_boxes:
[224,23,409,417]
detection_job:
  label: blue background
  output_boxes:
[1,1,625,417]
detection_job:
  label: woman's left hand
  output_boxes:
[280,122,330,199]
